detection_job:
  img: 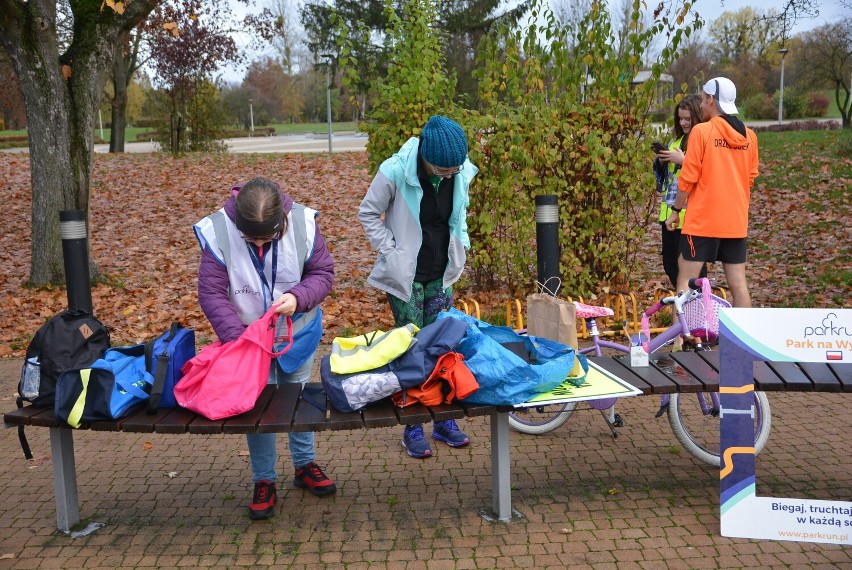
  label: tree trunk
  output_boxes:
[0,0,158,286]
[0,0,76,285]
[109,47,128,153]
[836,84,851,129]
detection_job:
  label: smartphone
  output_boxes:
[651,141,667,153]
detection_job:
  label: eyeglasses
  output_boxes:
[240,231,280,243]
[428,162,463,178]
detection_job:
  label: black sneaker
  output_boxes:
[248,480,277,520]
[293,461,337,496]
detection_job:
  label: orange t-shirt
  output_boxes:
[677,116,759,238]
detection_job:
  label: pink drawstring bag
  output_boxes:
[174,307,293,420]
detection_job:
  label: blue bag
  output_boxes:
[274,307,322,373]
[145,323,196,413]
[437,309,584,406]
[55,345,153,427]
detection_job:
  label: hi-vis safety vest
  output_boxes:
[329,324,420,375]
[193,203,317,327]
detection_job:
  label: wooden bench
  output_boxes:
[3,383,514,532]
[588,352,851,395]
[5,353,849,533]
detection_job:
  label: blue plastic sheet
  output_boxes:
[437,308,584,406]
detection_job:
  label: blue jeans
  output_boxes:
[247,355,315,483]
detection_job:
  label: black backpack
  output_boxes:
[17,310,110,458]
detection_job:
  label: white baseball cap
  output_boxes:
[703,77,738,115]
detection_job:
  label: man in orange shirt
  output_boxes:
[665,77,759,308]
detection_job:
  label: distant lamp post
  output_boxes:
[248,97,255,134]
[320,54,334,153]
[778,47,789,125]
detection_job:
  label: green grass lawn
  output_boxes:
[268,121,359,133]
[749,128,852,306]
[823,88,843,118]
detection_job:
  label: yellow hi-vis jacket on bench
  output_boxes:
[329,324,419,375]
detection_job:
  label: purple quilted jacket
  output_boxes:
[197,187,335,343]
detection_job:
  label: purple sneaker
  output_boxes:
[402,424,433,458]
[432,419,471,447]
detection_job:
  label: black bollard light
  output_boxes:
[60,209,93,314]
[535,195,560,296]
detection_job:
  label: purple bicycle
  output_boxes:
[508,278,772,466]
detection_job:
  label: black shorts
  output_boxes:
[680,235,747,264]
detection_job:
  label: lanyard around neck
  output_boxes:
[246,240,278,310]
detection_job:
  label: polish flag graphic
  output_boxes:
[826,351,843,361]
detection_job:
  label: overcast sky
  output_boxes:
[686,0,849,35]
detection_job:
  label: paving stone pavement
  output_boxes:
[0,357,849,569]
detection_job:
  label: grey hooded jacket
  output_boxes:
[358,137,478,301]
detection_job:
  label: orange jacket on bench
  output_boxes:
[392,352,479,407]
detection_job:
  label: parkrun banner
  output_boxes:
[719,308,851,545]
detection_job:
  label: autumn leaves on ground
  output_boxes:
[0,130,850,357]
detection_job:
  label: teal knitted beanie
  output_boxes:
[419,115,468,168]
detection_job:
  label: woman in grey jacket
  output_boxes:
[358,115,478,458]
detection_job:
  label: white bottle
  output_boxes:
[20,357,41,400]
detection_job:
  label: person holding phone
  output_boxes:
[666,77,759,309]
[653,94,706,290]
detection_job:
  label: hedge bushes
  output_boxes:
[742,90,830,120]
[340,0,700,296]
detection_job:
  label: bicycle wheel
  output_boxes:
[508,402,577,435]
[667,391,771,467]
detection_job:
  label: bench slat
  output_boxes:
[327,405,365,431]
[187,416,227,434]
[798,362,845,392]
[223,386,277,434]
[3,405,48,427]
[697,351,786,392]
[29,409,62,428]
[292,384,329,432]
[751,361,785,391]
[426,403,466,422]
[588,357,656,394]
[257,383,300,433]
[121,407,173,433]
[827,363,852,392]
[395,402,432,425]
[668,352,719,391]
[458,402,497,418]
[618,355,688,393]
[154,407,199,434]
[361,399,402,428]
[767,361,814,391]
[696,349,721,372]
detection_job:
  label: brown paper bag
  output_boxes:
[526,293,583,377]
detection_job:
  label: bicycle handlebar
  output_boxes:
[643,300,665,318]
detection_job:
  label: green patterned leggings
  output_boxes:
[387,278,453,328]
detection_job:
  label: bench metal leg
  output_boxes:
[49,427,79,533]
[490,410,512,522]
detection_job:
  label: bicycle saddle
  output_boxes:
[573,301,614,319]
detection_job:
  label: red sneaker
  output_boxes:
[293,461,337,496]
[249,480,277,520]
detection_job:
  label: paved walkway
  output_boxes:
[1,358,849,569]
[0,132,369,155]
[96,132,370,154]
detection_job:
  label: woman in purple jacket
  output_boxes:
[194,177,336,520]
